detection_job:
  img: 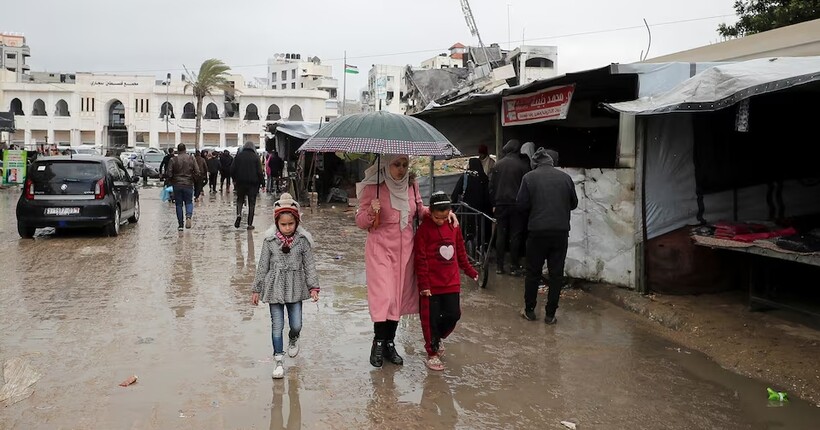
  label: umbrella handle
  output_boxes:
[372,153,381,229]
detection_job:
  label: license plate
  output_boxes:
[45,207,80,216]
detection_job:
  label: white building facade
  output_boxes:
[1,71,334,150]
[365,65,407,114]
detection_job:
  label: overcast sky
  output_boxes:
[3,0,737,99]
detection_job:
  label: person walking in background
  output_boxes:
[488,139,530,276]
[159,147,175,178]
[231,142,265,230]
[219,149,233,192]
[166,143,200,231]
[414,192,477,371]
[517,148,577,324]
[477,144,495,182]
[269,151,285,194]
[264,150,274,193]
[251,193,320,379]
[451,158,491,244]
[193,150,208,202]
[206,150,220,193]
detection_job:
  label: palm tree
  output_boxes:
[184,59,233,149]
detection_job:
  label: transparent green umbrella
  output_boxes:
[298,111,460,227]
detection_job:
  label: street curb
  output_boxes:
[579,283,686,331]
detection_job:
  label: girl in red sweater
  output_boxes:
[414,192,478,371]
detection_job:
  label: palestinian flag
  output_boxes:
[344,64,359,74]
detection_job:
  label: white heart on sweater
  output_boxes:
[439,245,455,260]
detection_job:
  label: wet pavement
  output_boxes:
[1,184,819,429]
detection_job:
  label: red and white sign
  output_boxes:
[502,84,575,126]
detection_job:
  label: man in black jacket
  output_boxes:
[488,139,530,276]
[517,148,578,324]
[219,150,233,192]
[206,151,220,193]
[231,142,264,229]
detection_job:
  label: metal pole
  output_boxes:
[165,73,170,149]
[507,4,511,50]
[342,51,347,116]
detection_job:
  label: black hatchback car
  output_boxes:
[16,155,140,238]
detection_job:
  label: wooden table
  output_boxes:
[693,236,820,317]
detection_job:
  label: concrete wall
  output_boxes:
[566,167,636,288]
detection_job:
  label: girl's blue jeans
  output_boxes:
[269,302,302,355]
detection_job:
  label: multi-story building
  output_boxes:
[0,33,30,83]
[267,53,339,115]
[365,65,407,114]
[0,70,335,150]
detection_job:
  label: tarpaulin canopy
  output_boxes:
[271,121,321,140]
[604,56,820,115]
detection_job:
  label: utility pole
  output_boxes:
[342,51,347,116]
[507,4,511,50]
[165,73,170,149]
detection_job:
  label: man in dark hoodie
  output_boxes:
[206,150,221,193]
[517,148,578,324]
[488,139,530,276]
[231,141,265,229]
[219,150,233,192]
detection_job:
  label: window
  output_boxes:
[288,105,303,121]
[244,104,260,121]
[182,102,195,119]
[10,98,24,115]
[159,102,174,119]
[301,83,304,88]
[291,69,296,79]
[81,98,90,112]
[32,99,47,116]
[281,84,286,90]
[291,83,296,89]
[281,71,286,81]
[107,161,123,182]
[271,73,277,82]
[55,100,70,117]
[267,104,281,121]
[5,53,15,59]
[204,103,219,120]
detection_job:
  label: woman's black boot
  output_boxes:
[383,341,404,365]
[370,339,385,368]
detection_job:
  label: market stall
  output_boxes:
[606,56,820,315]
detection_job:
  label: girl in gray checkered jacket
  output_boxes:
[251,193,320,379]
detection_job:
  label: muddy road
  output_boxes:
[1,187,818,429]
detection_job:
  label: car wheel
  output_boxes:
[106,206,121,236]
[128,199,140,223]
[17,223,35,239]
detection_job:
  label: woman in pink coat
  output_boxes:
[356,154,431,368]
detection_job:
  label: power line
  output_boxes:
[86,13,735,74]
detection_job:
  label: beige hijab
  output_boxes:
[356,155,411,229]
